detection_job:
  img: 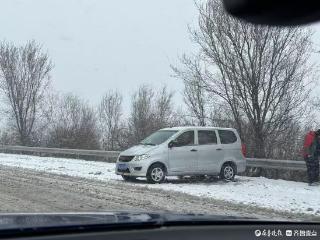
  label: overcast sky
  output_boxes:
[1,0,320,112]
[0,0,200,111]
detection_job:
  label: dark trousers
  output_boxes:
[305,156,320,183]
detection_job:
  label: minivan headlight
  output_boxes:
[134,154,150,161]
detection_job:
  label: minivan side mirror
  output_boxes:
[168,140,177,149]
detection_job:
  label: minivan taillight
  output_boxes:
[241,143,246,157]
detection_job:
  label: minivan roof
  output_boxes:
[160,126,236,131]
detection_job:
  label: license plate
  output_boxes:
[118,163,127,170]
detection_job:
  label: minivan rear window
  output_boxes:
[218,130,237,144]
[198,130,217,145]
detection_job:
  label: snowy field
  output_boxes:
[0,153,319,216]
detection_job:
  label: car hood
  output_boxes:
[0,212,258,230]
[120,145,159,156]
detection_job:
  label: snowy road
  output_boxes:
[0,153,319,221]
[0,165,278,219]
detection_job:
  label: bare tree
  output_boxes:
[208,102,236,128]
[127,85,154,145]
[32,89,60,146]
[172,55,209,126]
[47,94,99,150]
[174,0,315,158]
[126,84,175,146]
[153,86,175,128]
[98,91,123,150]
[0,40,52,146]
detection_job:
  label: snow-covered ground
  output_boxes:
[0,153,319,216]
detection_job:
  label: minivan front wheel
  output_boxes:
[220,163,236,181]
[147,164,166,184]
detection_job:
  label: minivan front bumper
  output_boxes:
[115,161,148,177]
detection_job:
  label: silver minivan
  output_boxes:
[115,126,246,183]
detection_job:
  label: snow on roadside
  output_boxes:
[0,153,319,216]
[147,177,320,216]
[0,153,122,182]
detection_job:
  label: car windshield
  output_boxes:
[0,0,319,230]
[140,130,178,146]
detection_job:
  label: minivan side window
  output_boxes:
[175,131,194,147]
[218,130,237,144]
[198,130,217,145]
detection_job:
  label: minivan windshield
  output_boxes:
[140,130,178,146]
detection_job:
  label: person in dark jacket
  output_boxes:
[303,129,320,186]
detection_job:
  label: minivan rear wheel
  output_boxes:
[147,163,166,184]
[220,163,236,181]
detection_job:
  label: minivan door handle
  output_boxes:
[216,148,223,151]
[190,149,198,152]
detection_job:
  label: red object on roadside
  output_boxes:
[241,143,247,157]
[303,131,316,157]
